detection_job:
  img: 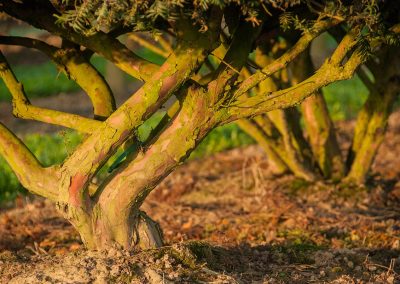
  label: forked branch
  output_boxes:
[58,20,222,207]
[233,18,341,100]
[0,123,58,200]
[227,26,365,120]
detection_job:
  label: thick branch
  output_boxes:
[227,28,364,121]
[346,47,400,182]
[106,99,181,175]
[292,48,344,179]
[207,21,262,105]
[0,36,115,119]
[346,77,399,183]
[253,47,317,180]
[129,33,170,58]
[95,86,217,247]
[233,19,340,99]
[0,122,58,200]
[58,25,221,208]
[0,52,102,133]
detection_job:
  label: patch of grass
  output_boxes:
[0,52,153,102]
[322,74,369,121]
[288,178,313,196]
[0,62,80,101]
[272,242,323,264]
[190,123,254,159]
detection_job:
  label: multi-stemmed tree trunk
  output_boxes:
[238,42,400,184]
[0,0,399,250]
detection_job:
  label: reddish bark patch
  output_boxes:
[69,173,89,207]
[118,130,131,145]
[93,150,107,167]
[159,73,178,100]
[107,112,126,128]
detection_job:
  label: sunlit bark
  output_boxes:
[0,0,398,250]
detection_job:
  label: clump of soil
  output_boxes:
[1,113,400,283]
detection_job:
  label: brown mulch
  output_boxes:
[0,113,400,283]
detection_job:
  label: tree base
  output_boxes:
[135,211,164,249]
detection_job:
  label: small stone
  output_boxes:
[368,265,377,271]
[347,261,354,269]
[319,270,326,277]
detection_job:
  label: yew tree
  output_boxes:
[0,0,399,250]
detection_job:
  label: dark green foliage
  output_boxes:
[54,0,301,35]
[53,0,312,34]
[52,0,371,35]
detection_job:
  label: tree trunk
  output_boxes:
[266,108,316,181]
[238,48,317,181]
[346,79,399,183]
[59,86,219,250]
[346,48,400,183]
[292,48,344,180]
[56,204,163,250]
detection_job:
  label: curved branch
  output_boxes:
[129,33,170,58]
[95,86,217,246]
[0,36,115,119]
[226,30,365,121]
[233,19,341,100]
[0,51,102,133]
[0,122,58,200]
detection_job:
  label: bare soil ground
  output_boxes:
[1,112,400,283]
